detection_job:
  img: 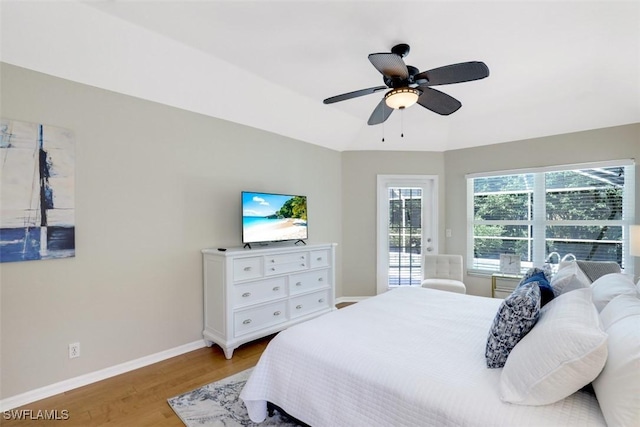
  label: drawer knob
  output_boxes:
[301,263,305,267]
[318,298,325,303]
[243,319,252,325]
[273,311,281,316]
[242,292,251,298]
[296,282,302,287]
[317,257,322,261]
[296,304,303,310]
[273,286,280,291]
[271,259,275,263]
[244,266,251,271]
[318,277,323,282]
[271,267,276,271]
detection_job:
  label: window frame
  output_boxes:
[466,159,635,276]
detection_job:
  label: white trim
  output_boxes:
[0,340,207,411]
[465,158,635,179]
[335,296,370,304]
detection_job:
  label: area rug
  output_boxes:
[167,368,300,426]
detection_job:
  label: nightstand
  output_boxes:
[492,273,523,298]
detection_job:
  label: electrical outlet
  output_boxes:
[69,342,80,359]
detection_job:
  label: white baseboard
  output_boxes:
[0,339,207,412]
[336,296,370,304]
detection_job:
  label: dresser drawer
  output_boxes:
[289,269,329,295]
[310,250,330,268]
[233,277,286,308]
[290,290,330,319]
[264,252,309,276]
[265,252,308,265]
[233,257,262,281]
[234,301,287,337]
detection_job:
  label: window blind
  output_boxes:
[467,160,635,275]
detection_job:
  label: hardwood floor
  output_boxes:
[2,304,354,427]
[1,335,274,427]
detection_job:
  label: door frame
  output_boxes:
[376,175,439,295]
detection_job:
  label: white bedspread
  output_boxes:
[240,287,605,426]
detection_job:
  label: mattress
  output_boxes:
[240,287,605,426]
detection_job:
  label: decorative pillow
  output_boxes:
[500,288,608,406]
[519,268,554,307]
[592,294,640,427]
[550,261,590,296]
[590,273,638,312]
[485,282,541,368]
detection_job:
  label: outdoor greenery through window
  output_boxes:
[388,187,422,286]
[467,160,635,274]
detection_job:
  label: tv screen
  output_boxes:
[242,191,308,244]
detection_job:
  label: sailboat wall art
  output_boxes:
[0,118,75,263]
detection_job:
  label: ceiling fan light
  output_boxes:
[385,87,420,109]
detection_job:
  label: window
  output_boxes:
[467,160,635,275]
[388,187,423,286]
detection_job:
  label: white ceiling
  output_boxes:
[1,1,639,152]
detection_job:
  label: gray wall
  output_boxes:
[341,151,445,296]
[0,63,342,398]
[444,124,640,296]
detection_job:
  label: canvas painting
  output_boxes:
[0,119,75,262]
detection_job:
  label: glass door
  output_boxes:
[377,175,438,294]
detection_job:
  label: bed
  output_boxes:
[239,286,612,426]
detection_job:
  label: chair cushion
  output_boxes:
[421,279,466,294]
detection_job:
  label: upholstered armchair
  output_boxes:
[421,254,466,294]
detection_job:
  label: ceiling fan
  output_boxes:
[323,43,489,125]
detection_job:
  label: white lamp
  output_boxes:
[385,87,420,109]
[631,225,640,257]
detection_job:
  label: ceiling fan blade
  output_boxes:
[367,99,394,125]
[368,53,409,78]
[415,61,489,86]
[417,87,462,115]
[323,86,387,104]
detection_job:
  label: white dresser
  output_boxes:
[202,243,337,358]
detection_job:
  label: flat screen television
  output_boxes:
[242,191,308,245]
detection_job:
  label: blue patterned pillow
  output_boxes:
[485,282,541,368]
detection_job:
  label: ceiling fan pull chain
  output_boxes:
[401,108,405,138]
[382,107,386,142]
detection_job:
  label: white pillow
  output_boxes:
[500,288,608,406]
[592,294,640,427]
[590,273,638,312]
[550,261,590,296]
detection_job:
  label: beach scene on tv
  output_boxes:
[242,193,308,243]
